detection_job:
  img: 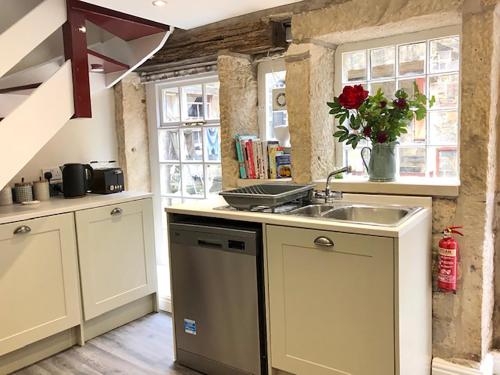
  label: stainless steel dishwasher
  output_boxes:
[169,215,267,375]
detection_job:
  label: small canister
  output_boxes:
[0,185,13,206]
[33,179,50,201]
[14,179,33,203]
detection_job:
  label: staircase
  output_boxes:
[0,0,172,190]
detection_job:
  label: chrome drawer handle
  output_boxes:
[314,236,334,248]
[14,225,31,235]
[110,207,123,216]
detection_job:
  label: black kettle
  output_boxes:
[61,163,93,198]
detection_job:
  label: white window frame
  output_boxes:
[333,25,461,181]
[145,73,221,312]
[153,74,221,202]
[258,58,287,141]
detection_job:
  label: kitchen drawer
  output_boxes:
[0,213,81,355]
[75,198,156,320]
[267,225,395,375]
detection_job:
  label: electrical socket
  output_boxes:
[41,167,62,182]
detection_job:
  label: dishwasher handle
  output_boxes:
[198,239,223,249]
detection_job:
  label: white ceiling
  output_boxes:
[82,0,302,30]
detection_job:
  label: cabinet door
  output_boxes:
[0,213,81,355]
[76,199,156,320]
[267,225,395,375]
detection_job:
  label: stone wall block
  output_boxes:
[218,53,259,189]
[292,0,462,44]
[114,73,151,192]
[286,43,335,183]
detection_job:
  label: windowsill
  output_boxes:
[315,176,459,198]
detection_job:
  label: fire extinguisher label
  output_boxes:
[439,247,456,257]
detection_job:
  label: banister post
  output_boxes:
[63,0,91,118]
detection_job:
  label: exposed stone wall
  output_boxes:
[285,42,336,183]
[286,0,500,366]
[218,52,259,189]
[114,73,151,192]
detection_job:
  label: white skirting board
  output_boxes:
[158,296,172,313]
[433,357,493,375]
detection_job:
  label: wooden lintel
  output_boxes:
[63,0,92,118]
[144,19,288,66]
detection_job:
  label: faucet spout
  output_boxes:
[324,166,352,203]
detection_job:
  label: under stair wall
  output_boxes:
[0,0,73,190]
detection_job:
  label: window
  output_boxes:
[258,59,290,146]
[335,28,460,179]
[156,77,222,210]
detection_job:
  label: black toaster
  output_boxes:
[90,168,124,194]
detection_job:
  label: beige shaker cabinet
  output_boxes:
[266,224,432,375]
[0,213,81,356]
[75,198,157,320]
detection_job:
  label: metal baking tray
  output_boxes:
[219,184,315,210]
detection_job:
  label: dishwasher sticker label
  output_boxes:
[184,319,197,335]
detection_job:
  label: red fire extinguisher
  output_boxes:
[437,226,463,293]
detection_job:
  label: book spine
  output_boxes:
[235,138,246,179]
[246,140,256,179]
[262,141,269,179]
[268,145,278,179]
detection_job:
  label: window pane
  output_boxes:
[265,70,289,145]
[205,82,220,120]
[205,164,222,196]
[182,164,204,197]
[204,127,221,162]
[399,118,426,144]
[370,81,396,98]
[398,77,426,96]
[158,129,179,161]
[430,146,458,178]
[370,46,395,79]
[161,87,180,123]
[429,111,458,145]
[399,147,426,177]
[160,164,181,196]
[342,51,367,82]
[398,42,426,76]
[429,74,459,109]
[345,143,368,176]
[181,85,204,121]
[430,37,459,73]
[181,128,203,161]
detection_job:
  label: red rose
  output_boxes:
[376,131,389,143]
[363,126,372,137]
[338,85,369,109]
[394,98,407,109]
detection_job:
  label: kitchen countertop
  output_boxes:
[0,191,152,225]
[166,193,432,238]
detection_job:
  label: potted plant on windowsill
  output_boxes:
[327,84,434,182]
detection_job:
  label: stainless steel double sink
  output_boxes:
[286,202,422,227]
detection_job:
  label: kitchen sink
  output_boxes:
[288,204,336,217]
[288,203,421,226]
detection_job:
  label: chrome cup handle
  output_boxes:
[313,236,334,248]
[110,207,123,216]
[14,225,31,235]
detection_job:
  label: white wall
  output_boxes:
[11,73,118,184]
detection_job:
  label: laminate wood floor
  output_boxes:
[13,312,202,375]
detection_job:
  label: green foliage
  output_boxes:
[327,82,434,149]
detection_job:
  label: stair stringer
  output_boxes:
[90,28,173,88]
[0,61,74,190]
